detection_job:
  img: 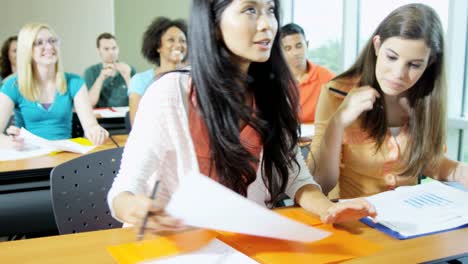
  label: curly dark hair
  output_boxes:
[141,17,187,65]
[0,36,17,79]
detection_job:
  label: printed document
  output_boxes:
[365,181,468,237]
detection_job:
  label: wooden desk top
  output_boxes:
[0,135,128,173]
[110,134,128,148]
[0,222,466,263]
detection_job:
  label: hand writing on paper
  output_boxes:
[321,198,377,224]
[115,192,185,233]
[6,125,24,150]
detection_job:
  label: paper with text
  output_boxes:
[165,172,330,243]
[365,181,468,237]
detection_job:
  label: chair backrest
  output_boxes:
[50,147,124,234]
[124,110,131,133]
[71,112,84,138]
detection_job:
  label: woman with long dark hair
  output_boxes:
[0,36,17,82]
[108,0,375,231]
[308,3,468,199]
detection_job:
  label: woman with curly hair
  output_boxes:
[128,17,188,125]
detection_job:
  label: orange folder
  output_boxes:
[107,229,217,264]
[107,208,381,263]
[217,208,382,263]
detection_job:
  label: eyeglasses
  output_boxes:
[33,37,60,47]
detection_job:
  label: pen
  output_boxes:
[329,86,348,97]
[137,180,160,241]
[329,86,384,109]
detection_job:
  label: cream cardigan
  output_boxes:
[107,72,319,220]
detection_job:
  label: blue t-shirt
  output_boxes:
[1,73,84,140]
[128,69,155,96]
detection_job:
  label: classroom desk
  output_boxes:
[0,135,128,237]
[0,221,466,263]
[72,111,128,138]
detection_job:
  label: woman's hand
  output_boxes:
[333,86,380,129]
[114,192,185,232]
[84,124,109,145]
[5,125,25,150]
[320,198,377,224]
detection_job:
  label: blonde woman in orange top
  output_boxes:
[309,3,468,199]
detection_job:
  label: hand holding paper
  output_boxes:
[0,128,96,161]
[165,172,330,243]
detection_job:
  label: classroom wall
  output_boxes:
[114,0,292,72]
[114,0,190,72]
[0,0,114,75]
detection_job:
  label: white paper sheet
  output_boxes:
[365,181,468,237]
[0,145,54,161]
[140,238,258,264]
[0,128,95,161]
[165,172,330,243]
[20,128,95,154]
[300,124,315,138]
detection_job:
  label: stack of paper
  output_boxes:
[0,128,95,161]
[363,181,468,239]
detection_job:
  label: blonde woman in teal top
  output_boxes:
[0,23,108,149]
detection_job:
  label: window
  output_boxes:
[292,0,343,74]
[359,0,449,49]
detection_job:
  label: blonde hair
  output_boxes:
[17,23,66,101]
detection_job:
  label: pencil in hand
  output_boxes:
[137,180,160,241]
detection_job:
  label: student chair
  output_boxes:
[50,147,124,234]
[124,110,131,133]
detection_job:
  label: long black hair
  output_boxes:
[188,0,299,206]
[0,36,17,79]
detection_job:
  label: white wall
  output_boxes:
[0,0,114,75]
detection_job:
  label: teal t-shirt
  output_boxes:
[1,73,84,140]
[83,63,136,107]
[128,68,155,96]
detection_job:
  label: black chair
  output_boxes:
[71,112,84,138]
[124,110,131,133]
[50,147,124,234]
